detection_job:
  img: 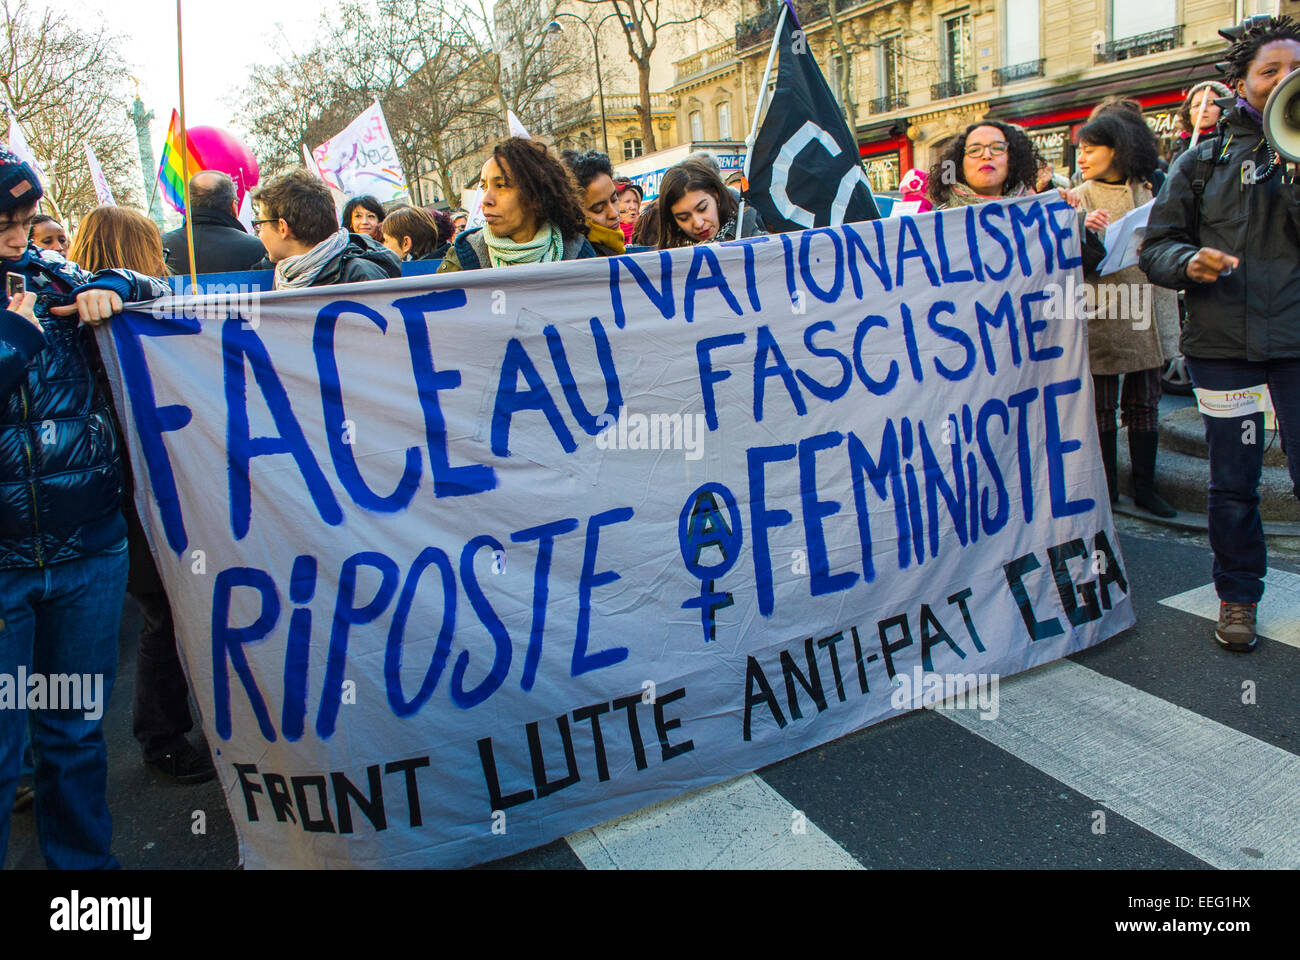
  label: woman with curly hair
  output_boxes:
[1073,109,1180,518]
[926,121,1039,209]
[1140,15,1300,651]
[438,137,597,272]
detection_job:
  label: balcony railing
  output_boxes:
[868,92,908,114]
[931,75,976,100]
[1094,25,1184,63]
[993,59,1045,86]
[735,0,870,52]
[675,38,737,84]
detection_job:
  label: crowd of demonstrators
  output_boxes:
[562,149,627,256]
[656,155,765,247]
[926,121,1040,209]
[1071,111,1180,517]
[1141,14,1300,653]
[614,177,642,242]
[28,214,70,259]
[0,149,172,868]
[382,205,446,261]
[253,170,400,289]
[340,194,386,242]
[65,205,217,785]
[163,171,266,276]
[438,137,597,272]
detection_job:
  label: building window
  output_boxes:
[941,12,974,84]
[876,34,904,100]
[1004,0,1040,65]
[689,110,704,141]
[623,138,643,160]
[716,102,732,141]
[1110,0,1176,42]
[829,51,853,105]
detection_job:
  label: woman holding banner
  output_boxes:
[926,121,1040,210]
[1074,110,1180,519]
[437,138,597,272]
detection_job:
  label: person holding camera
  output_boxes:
[1139,15,1300,652]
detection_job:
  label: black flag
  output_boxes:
[743,2,880,231]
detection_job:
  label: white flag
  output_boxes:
[302,142,348,217]
[84,144,115,205]
[6,112,47,187]
[236,191,254,232]
[506,109,531,139]
[311,100,409,204]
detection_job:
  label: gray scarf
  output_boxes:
[274,229,350,290]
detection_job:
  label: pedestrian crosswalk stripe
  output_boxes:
[938,659,1300,869]
[1159,568,1300,649]
[565,773,863,870]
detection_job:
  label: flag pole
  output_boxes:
[176,0,198,291]
[736,2,790,233]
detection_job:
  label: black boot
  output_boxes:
[1129,428,1176,517]
[1100,429,1119,504]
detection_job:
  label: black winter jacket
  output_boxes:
[164,209,267,276]
[0,247,170,569]
[311,232,401,286]
[1139,102,1300,361]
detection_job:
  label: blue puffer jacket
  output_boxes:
[0,246,170,569]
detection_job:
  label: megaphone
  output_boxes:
[1263,66,1300,163]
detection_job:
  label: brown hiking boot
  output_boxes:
[1215,602,1258,652]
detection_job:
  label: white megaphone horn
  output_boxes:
[1263,66,1300,163]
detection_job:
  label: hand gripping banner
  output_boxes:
[98,194,1134,868]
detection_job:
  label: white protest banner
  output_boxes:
[99,194,1134,868]
[311,100,409,204]
[84,143,116,205]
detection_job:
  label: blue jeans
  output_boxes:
[1184,357,1300,603]
[0,538,129,868]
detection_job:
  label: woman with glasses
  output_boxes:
[926,121,1040,209]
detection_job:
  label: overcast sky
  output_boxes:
[55,0,326,152]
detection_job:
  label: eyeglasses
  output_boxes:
[251,217,280,230]
[964,142,1009,158]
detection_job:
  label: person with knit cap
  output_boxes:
[561,149,627,256]
[437,138,597,273]
[0,148,170,868]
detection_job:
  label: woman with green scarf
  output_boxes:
[438,138,597,272]
[926,121,1041,209]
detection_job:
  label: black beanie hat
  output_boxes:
[0,147,43,214]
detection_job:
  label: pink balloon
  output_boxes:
[188,126,260,203]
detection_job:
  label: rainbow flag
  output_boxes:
[156,109,202,214]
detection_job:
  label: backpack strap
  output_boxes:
[1188,135,1222,242]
